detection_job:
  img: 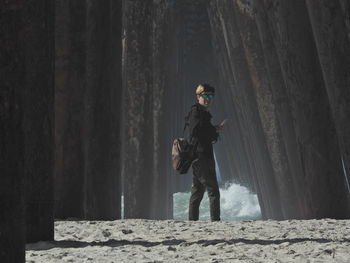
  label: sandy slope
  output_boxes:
[26,219,350,262]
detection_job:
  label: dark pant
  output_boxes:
[188,154,220,221]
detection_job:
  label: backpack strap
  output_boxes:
[182,123,188,138]
[182,112,190,137]
[182,104,199,137]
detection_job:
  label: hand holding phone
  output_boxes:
[220,119,228,126]
[216,119,228,131]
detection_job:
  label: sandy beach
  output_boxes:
[26,218,350,262]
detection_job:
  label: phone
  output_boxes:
[220,119,228,126]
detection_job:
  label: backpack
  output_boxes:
[171,105,199,174]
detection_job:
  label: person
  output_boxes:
[187,84,225,221]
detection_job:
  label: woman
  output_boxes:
[187,84,225,221]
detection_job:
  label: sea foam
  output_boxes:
[173,183,262,221]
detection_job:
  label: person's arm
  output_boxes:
[210,123,219,143]
[215,119,227,131]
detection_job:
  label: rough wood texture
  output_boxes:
[0,3,26,261]
[233,0,301,218]
[23,0,55,242]
[54,0,122,220]
[123,0,175,219]
[123,0,156,219]
[150,0,176,219]
[306,0,350,195]
[252,0,307,219]
[264,0,350,218]
[84,0,122,220]
[54,0,86,219]
[162,1,178,218]
[208,0,283,219]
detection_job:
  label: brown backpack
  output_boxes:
[171,106,198,174]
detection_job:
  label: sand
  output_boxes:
[26,218,350,262]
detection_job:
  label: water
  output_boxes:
[121,183,262,221]
[173,183,262,221]
[121,152,261,220]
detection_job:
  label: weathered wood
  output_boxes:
[54,0,122,220]
[0,3,26,261]
[123,0,155,218]
[163,1,179,218]
[306,0,350,196]
[84,0,122,219]
[252,0,308,219]
[339,0,350,39]
[150,0,176,219]
[208,0,284,219]
[233,0,301,218]
[23,0,55,242]
[54,0,86,219]
[264,0,350,218]
[123,0,176,219]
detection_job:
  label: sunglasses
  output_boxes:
[200,93,215,99]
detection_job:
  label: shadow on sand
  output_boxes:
[26,237,350,251]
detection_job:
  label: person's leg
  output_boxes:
[203,157,221,221]
[206,176,220,221]
[189,160,205,221]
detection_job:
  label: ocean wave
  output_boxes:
[173,183,262,221]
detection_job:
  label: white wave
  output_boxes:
[173,183,261,221]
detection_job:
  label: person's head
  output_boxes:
[196,84,215,107]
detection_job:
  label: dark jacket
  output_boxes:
[187,103,219,157]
